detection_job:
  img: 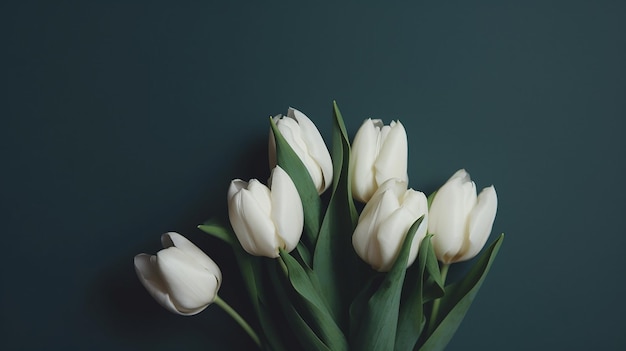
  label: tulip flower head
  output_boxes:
[428,169,498,264]
[228,166,304,258]
[352,178,428,272]
[350,119,408,203]
[134,232,222,316]
[269,107,333,194]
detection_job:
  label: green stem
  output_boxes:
[427,263,450,336]
[214,295,261,348]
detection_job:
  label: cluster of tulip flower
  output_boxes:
[134,102,503,351]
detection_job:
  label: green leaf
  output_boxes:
[269,117,322,250]
[198,221,286,351]
[198,220,236,246]
[313,101,361,328]
[233,257,285,350]
[279,250,349,351]
[228,252,281,349]
[198,222,260,302]
[419,234,505,351]
[422,240,444,303]
[394,235,434,351]
[352,216,424,351]
[268,264,331,351]
[295,241,313,268]
[348,275,380,339]
[198,221,258,301]
[423,191,444,303]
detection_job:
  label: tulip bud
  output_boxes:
[269,107,333,194]
[352,178,428,272]
[428,169,498,264]
[228,166,304,258]
[349,119,408,203]
[134,232,222,316]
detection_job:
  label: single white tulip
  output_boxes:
[269,107,333,194]
[352,178,429,272]
[350,119,408,203]
[134,232,222,316]
[428,169,498,264]
[228,165,304,258]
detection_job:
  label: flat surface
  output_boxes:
[2,1,625,350]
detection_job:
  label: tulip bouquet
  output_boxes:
[134,102,504,350]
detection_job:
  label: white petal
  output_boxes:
[277,117,310,161]
[227,179,247,204]
[352,179,401,263]
[270,166,304,252]
[374,206,416,272]
[459,178,478,218]
[134,253,184,315]
[228,190,253,252]
[402,190,429,267]
[362,186,401,234]
[429,174,473,264]
[291,108,333,193]
[353,188,400,269]
[236,189,280,257]
[246,179,272,216]
[161,232,222,285]
[358,178,407,221]
[350,119,380,202]
[456,186,498,262]
[449,168,471,183]
[372,189,428,271]
[277,114,325,192]
[156,247,218,315]
[352,221,373,267]
[374,121,408,187]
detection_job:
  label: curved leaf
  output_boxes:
[313,101,361,328]
[419,234,505,351]
[268,264,331,351]
[279,250,349,351]
[198,221,286,351]
[348,275,380,339]
[394,235,433,351]
[352,216,424,351]
[423,240,444,303]
[270,117,322,250]
[198,220,236,246]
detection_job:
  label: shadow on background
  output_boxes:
[85,140,269,350]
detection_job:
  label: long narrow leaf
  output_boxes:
[348,275,380,339]
[198,221,286,351]
[268,264,332,351]
[394,235,434,351]
[269,117,322,250]
[280,250,349,351]
[423,241,444,303]
[419,234,505,351]
[422,192,444,303]
[313,101,360,328]
[198,221,260,303]
[352,217,424,351]
[198,221,236,246]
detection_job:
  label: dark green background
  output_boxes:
[3,1,624,350]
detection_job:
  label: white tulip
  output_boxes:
[352,178,428,272]
[134,232,222,316]
[228,166,304,258]
[350,119,408,203]
[269,107,333,194]
[428,169,498,264]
